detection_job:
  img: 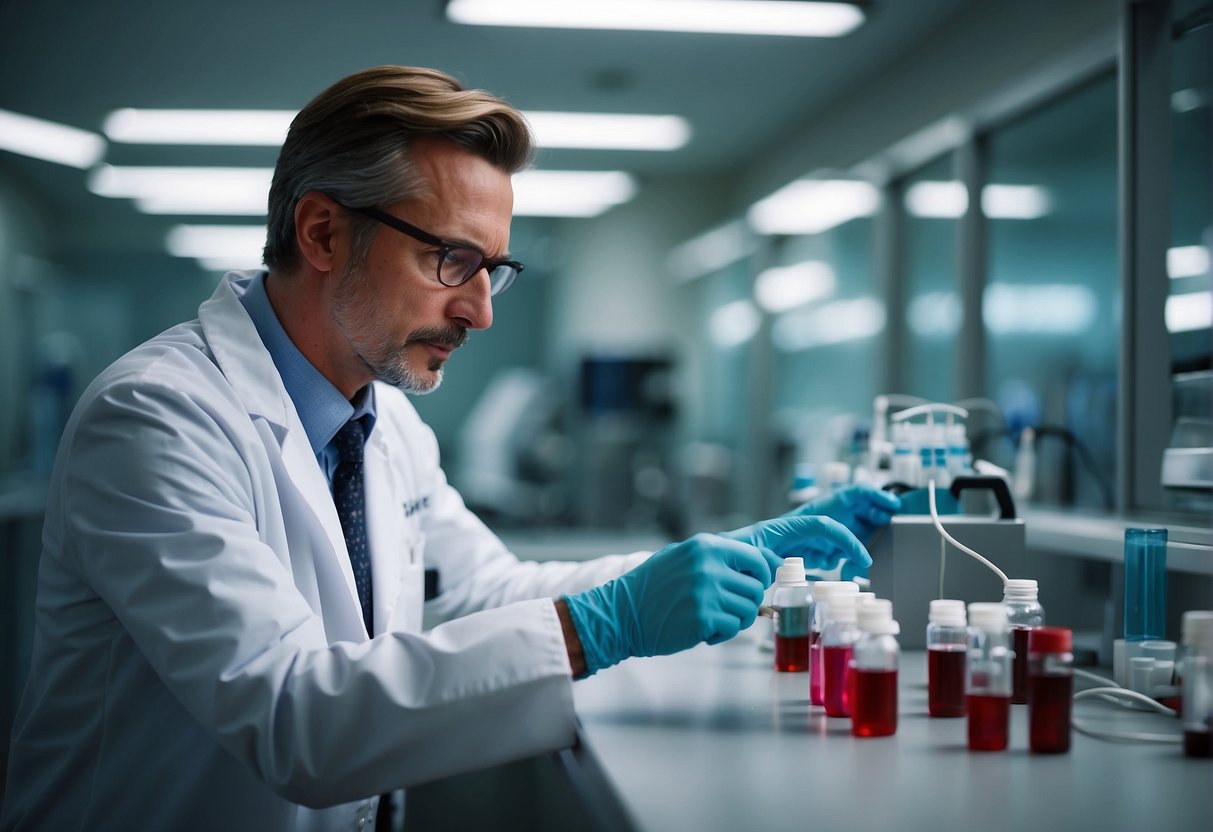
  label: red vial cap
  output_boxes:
[1029,626,1072,653]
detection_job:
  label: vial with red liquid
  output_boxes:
[1028,627,1073,754]
[772,558,812,673]
[822,594,861,717]
[1003,579,1044,704]
[966,602,1012,752]
[810,582,858,706]
[927,599,968,718]
[1180,611,1213,758]
[850,598,899,737]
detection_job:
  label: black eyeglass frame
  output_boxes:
[338,202,524,296]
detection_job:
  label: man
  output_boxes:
[1,66,899,831]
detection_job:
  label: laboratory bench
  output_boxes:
[565,638,1210,832]
[405,634,1210,832]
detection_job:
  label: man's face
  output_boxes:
[331,139,513,394]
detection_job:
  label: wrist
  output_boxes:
[554,597,588,678]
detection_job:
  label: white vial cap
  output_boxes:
[968,602,1008,632]
[827,594,858,623]
[857,591,877,605]
[775,557,807,584]
[811,581,847,603]
[1182,611,1213,654]
[929,599,967,626]
[1002,579,1039,601]
[857,598,893,631]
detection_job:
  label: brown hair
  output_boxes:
[263,66,534,271]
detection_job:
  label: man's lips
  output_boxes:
[418,340,454,359]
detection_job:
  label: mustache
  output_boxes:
[406,325,468,350]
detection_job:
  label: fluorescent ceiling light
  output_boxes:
[448,0,865,37]
[709,300,761,348]
[89,165,274,215]
[166,225,266,268]
[0,108,105,169]
[904,181,1052,219]
[772,297,885,351]
[667,219,758,283]
[104,109,294,145]
[908,291,963,338]
[512,170,636,217]
[748,179,880,235]
[1168,245,1210,279]
[983,283,1096,335]
[754,260,835,313]
[982,184,1050,219]
[1166,291,1212,333]
[905,181,968,218]
[523,111,690,150]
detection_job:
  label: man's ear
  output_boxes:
[293,192,344,274]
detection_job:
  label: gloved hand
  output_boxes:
[784,485,901,545]
[563,515,869,675]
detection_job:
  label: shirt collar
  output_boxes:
[239,271,377,455]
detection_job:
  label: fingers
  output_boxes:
[801,516,872,568]
[710,535,777,586]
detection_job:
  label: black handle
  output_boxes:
[949,475,1017,520]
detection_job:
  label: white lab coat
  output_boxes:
[1,272,647,832]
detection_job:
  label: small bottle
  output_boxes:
[946,423,972,479]
[851,599,900,737]
[966,602,1013,752]
[822,594,862,717]
[810,581,858,706]
[1003,579,1044,704]
[1028,627,1073,754]
[1179,611,1213,758]
[927,599,968,718]
[772,558,812,673]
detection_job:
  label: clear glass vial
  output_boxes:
[810,581,858,706]
[1028,627,1073,754]
[1180,611,1213,758]
[967,602,1012,752]
[851,599,900,737]
[772,557,812,673]
[822,594,862,718]
[927,599,968,718]
[1003,579,1044,704]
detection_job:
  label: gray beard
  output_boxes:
[330,262,465,395]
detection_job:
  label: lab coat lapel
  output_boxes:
[198,271,367,641]
[363,428,404,635]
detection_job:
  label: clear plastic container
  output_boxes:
[1003,579,1044,704]
[1180,611,1213,758]
[851,599,900,737]
[967,602,1012,752]
[772,558,812,673]
[822,594,861,717]
[810,582,858,706]
[1028,627,1073,754]
[927,599,968,718]
[1124,528,1167,642]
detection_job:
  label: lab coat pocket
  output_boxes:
[390,534,426,633]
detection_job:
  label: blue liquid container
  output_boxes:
[1124,528,1167,641]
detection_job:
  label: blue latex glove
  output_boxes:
[563,515,869,675]
[784,485,901,545]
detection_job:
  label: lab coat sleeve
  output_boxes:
[394,401,650,622]
[54,371,577,807]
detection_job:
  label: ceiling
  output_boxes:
[0,0,976,266]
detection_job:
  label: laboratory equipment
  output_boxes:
[810,582,859,706]
[850,599,900,737]
[1124,528,1167,642]
[1028,627,1073,754]
[1161,370,1212,513]
[866,477,1025,649]
[927,599,968,718]
[822,594,861,717]
[772,558,811,673]
[967,602,1012,752]
[1003,579,1044,704]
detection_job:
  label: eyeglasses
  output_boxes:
[342,204,524,297]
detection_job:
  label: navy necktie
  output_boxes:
[332,418,374,636]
